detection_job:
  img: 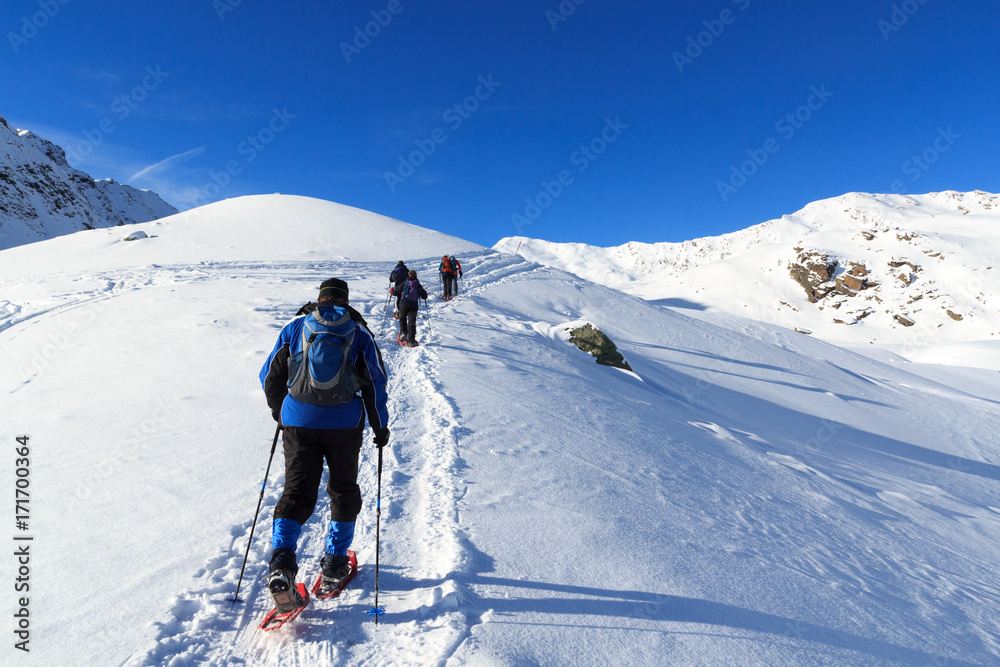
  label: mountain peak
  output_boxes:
[0,116,178,250]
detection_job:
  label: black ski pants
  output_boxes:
[398,300,419,344]
[393,281,405,311]
[441,272,455,298]
[273,424,364,525]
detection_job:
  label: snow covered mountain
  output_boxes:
[496,191,1000,370]
[0,114,177,250]
[2,195,999,666]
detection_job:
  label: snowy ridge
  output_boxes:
[0,114,177,250]
[496,191,1000,368]
[0,194,484,279]
[1,195,999,665]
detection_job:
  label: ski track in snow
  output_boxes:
[120,255,498,666]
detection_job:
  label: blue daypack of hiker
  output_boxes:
[286,308,360,405]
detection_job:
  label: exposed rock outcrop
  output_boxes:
[0,113,177,250]
[789,250,838,302]
[567,324,633,371]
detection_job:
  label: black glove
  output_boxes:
[271,408,281,424]
[373,427,390,448]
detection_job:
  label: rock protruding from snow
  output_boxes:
[566,322,632,371]
[0,113,178,250]
[789,250,839,302]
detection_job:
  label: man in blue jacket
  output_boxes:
[260,278,389,606]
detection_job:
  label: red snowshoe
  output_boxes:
[310,550,358,600]
[258,582,310,631]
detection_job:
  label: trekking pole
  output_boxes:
[232,423,282,603]
[422,298,432,336]
[366,444,386,624]
[378,289,392,337]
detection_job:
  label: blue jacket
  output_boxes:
[260,305,388,430]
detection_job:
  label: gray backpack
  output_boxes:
[287,309,360,405]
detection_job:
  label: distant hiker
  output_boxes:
[450,256,463,295]
[439,255,457,300]
[389,260,408,316]
[260,278,390,610]
[398,270,428,347]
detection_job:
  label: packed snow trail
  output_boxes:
[124,257,488,666]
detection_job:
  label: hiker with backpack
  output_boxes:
[259,278,390,611]
[439,255,458,300]
[449,256,463,296]
[389,260,408,317]
[398,270,428,347]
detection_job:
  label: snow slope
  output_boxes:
[0,194,482,278]
[0,114,178,251]
[2,195,999,666]
[496,191,1000,370]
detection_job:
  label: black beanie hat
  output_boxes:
[397,260,405,265]
[318,278,349,302]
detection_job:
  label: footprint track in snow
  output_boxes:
[129,280,482,666]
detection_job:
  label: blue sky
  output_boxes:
[3,0,998,247]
